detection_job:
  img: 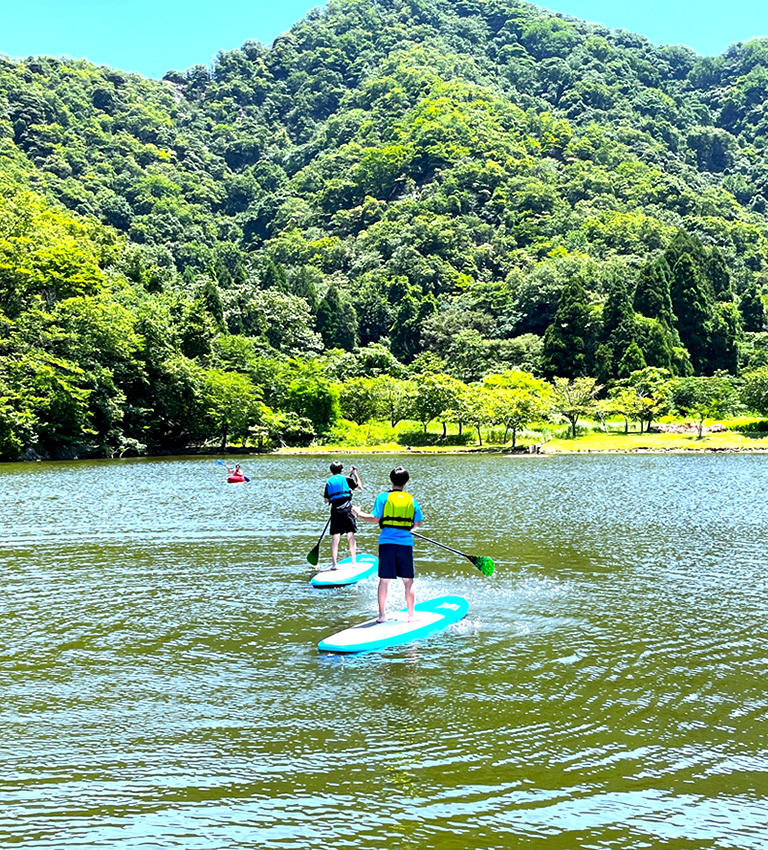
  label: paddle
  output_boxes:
[412,532,495,576]
[307,514,332,566]
[216,459,250,482]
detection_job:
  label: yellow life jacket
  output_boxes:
[379,491,415,529]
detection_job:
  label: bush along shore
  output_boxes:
[11,367,768,461]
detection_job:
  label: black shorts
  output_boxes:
[378,543,415,579]
[330,508,357,536]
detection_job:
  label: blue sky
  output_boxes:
[547,1,768,56]
[1,0,768,79]
[0,0,324,79]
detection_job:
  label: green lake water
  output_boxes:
[2,453,767,849]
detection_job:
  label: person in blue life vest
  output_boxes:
[324,461,363,569]
[352,466,423,623]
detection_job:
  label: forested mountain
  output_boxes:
[2,0,768,458]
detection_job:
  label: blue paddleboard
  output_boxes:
[318,595,469,653]
[311,554,378,587]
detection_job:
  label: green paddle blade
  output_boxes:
[474,556,495,577]
[307,547,319,566]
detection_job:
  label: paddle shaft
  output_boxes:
[307,514,332,564]
[412,532,475,563]
[316,514,331,545]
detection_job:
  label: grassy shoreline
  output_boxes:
[277,429,768,455]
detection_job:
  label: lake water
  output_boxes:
[2,453,767,849]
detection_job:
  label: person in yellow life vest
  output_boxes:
[353,466,423,622]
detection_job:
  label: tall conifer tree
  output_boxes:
[602,277,637,377]
[316,284,358,351]
[634,259,675,328]
[707,249,733,301]
[740,280,766,332]
[670,254,712,373]
[541,277,594,379]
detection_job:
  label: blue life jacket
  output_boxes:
[326,474,352,504]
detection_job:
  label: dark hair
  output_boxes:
[329,461,343,474]
[389,466,409,486]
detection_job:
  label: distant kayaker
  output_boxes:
[353,466,423,623]
[227,463,244,478]
[324,461,363,569]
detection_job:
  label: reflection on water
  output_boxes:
[1,453,768,848]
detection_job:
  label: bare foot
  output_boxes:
[376,616,387,623]
[330,566,337,571]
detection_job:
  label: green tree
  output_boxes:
[2,350,93,455]
[610,367,672,432]
[286,364,340,434]
[316,284,358,351]
[462,383,494,446]
[261,258,289,292]
[670,254,712,373]
[288,265,321,312]
[670,375,740,437]
[740,280,765,332]
[707,302,741,374]
[389,291,422,364]
[201,278,225,331]
[483,370,550,447]
[602,276,637,373]
[707,249,733,301]
[634,259,674,327]
[150,355,208,448]
[339,377,377,425]
[370,375,416,427]
[446,328,490,383]
[541,277,595,379]
[259,291,323,356]
[617,341,647,378]
[625,367,673,432]
[202,368,263,449]
[549,376,602,438]
[741,366,768,416]
[180,298,216,360]
[412,373,462,435]
[607,385,645,433]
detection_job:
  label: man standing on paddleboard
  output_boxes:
[353,466,423,622]
[324,461,363,569]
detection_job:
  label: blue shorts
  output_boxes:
[378,543,414,579]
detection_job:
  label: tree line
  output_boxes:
[3,0,768,458]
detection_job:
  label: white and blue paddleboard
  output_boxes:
[318,595,469,653]
[311,553,379,588]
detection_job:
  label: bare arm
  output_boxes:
[350,466,363,491]
[352,505,378,524]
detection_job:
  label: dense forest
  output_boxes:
[2,0,768,459]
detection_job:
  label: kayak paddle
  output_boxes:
[412,532,495,576]
[307,515,332,566]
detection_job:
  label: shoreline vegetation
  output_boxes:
[274,422,768,455]
[15,416,768,462]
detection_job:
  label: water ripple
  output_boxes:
[2,454,768,848]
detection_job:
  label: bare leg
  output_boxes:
[377,578,391,622]
[330,533,340,568]
[347,532,357,565]
[402,578,415,621]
